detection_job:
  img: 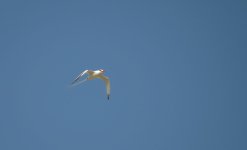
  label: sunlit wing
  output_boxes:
[71,70,93,85]
[98,75,110,100]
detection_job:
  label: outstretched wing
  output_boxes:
[98,75,110,100]
[71,70,93,85]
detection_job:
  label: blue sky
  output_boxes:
[0,0,247,150]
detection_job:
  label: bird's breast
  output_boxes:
[93,71,103,77]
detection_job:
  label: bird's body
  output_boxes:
[71,69,111,100]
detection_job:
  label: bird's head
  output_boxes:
[99,69,105,72]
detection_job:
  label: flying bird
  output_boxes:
[71,69,111,100]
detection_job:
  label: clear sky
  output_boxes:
[0,0,247,150]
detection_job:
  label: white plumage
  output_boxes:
[71,69,111,100]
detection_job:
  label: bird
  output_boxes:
[71,69,111,100]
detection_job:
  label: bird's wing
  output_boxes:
[71,70,93,85]
[98,75,110,100]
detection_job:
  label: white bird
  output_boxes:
[71,69,111,100]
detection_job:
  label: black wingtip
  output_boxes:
[71,80,78,85]
[107,95,110,100]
